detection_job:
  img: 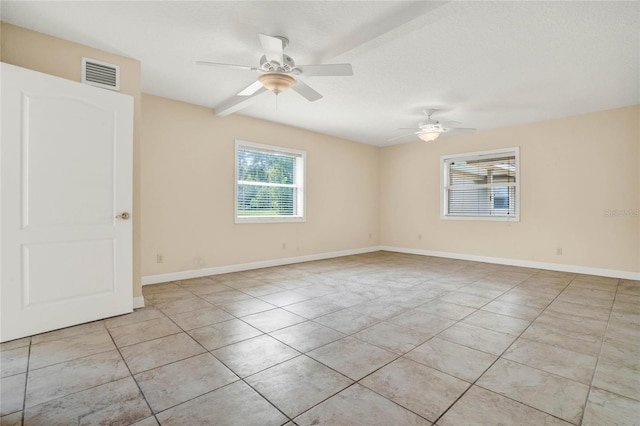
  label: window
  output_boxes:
[441,147,519,221]
[235,141,305,223]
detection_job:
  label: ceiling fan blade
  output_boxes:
[215,88,268,117]
[387,132,417,142]
[196,61,257,71]
[259,33,284,65]
[237,80,264,96]
[446,127,477,134]
[291,80,323,102]
[297,64,353,77]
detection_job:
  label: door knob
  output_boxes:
[116,212,130,220]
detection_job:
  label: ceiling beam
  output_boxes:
[214,88,268,117]
[315,1,449,62]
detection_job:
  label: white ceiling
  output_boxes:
[2,1,638,146]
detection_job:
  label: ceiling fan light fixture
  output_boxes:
[418,131,441,142]
[258,73,295,93]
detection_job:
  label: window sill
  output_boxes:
[441,214,520,222]
[235,216,306,224]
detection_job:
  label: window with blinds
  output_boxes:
[235,141,306,223]
[441,148,519,220]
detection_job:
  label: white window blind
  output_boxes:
[442,148,519,220]
[235,141,305,223]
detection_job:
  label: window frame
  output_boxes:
[234,140,306,224]
[440,147,520,222]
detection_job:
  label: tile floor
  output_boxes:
[1,251,639,425]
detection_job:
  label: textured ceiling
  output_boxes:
[2,1,638,146]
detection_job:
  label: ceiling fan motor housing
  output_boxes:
[260,55,299,74]
[419,121,447,133]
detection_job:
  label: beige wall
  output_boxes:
[380,105,640,274]
[140,94,380,276]
[1,23,144,297]
[2,23,637,283]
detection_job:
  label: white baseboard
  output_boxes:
[380,246,640,280]
[141,246,380,285]
[141,245,639,286]
[133,296,145,309]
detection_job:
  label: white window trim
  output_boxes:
[235,140,306,224]
[440,147,520,222]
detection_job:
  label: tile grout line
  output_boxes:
[430,269,578,425]
[16,323,160,425]
[19,338,32,425]
[239,266,572,424]
[198,351,296,424]
[104,324,160,425]
[329,271,533,422]
[281,272,512,424]
[18,323,117,419]
[163,281,315,424]
[128,308,272,418]
[470,274,620,424]
[576,277,623,426]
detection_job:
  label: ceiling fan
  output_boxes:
[389,109,476,142]
[197,34,353,116]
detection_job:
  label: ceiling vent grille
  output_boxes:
[82,57,120,91]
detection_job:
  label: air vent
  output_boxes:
[82,57,120,91]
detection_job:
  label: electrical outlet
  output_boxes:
[282,243,286,250]
[418,234,422,240]
[369,233,372,239]
[156,254,163,263]
[556,248,563,256]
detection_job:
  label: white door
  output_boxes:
[0,63,134,342]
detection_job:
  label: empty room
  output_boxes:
[0,1,638,425]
